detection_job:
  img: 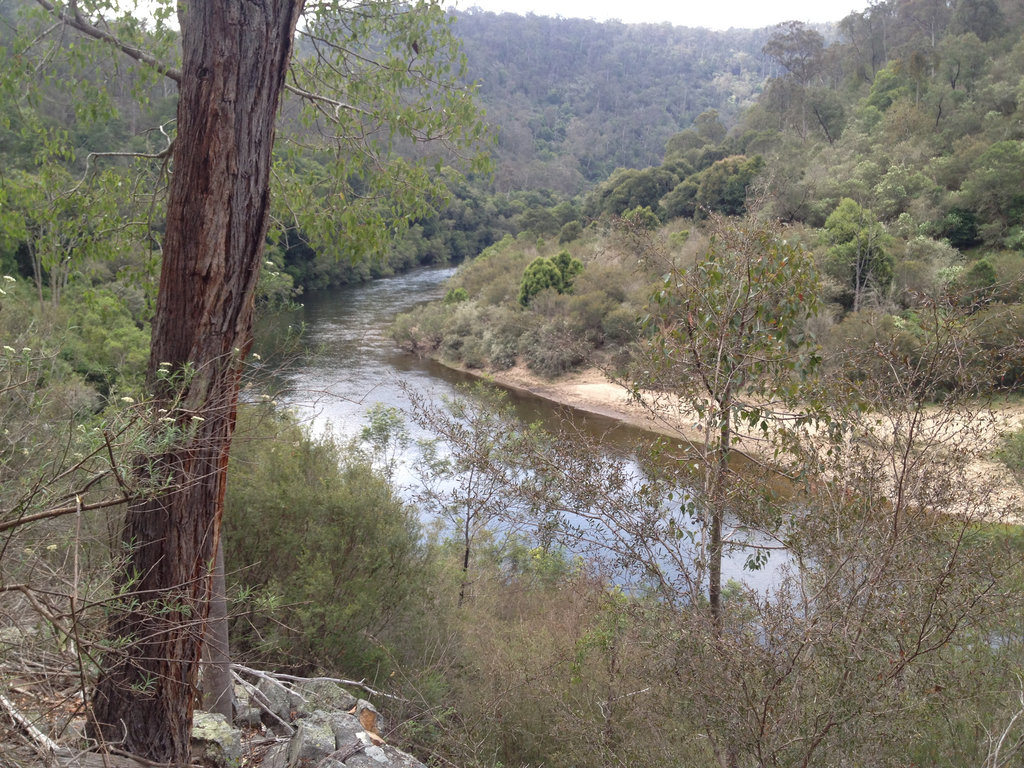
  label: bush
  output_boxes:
[567,289,616,346]
[61,287,149,396]
[601,304,640,346]
[973,303,1024,389]
[519,256,565,306]
[558,220,583,243]
[224,405,427,679]
[519,320,587,377]
[484,307,527,369]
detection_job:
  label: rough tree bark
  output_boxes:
[89,0,301,760]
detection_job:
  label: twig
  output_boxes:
[0,689,67,757]
[229,670,295,736]
[31,0,182,82]
[232,663,408,702]
[316,740,368,767]
[0,495,129,534]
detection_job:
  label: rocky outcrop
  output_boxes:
[195,670,423,768]
[192,712,243,767]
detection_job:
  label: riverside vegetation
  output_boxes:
[5,0,1024,766]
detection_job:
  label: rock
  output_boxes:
[191,711,242,768]
[344,743,427,768]
[256,676,303,726]
[352,699,387,739]
[234,704,263,730]
[293,679,358,714]
[288,712,337,767]
[224,672,425,768]
[327,711,365,746]
[260,743,291,768]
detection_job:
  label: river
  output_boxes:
[255,266,655,462]
[254,266,789,594]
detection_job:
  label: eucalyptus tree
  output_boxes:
[823,197,892,311]
[4,0,485,761]
[409,385,537,606]
[632,214,822,622]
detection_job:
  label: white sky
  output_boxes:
[450,0,872,31]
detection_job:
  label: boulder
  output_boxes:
[293,679,358,714]
[352,699,386,739]
[288,712,337,767]
[327,711,365,746]
[344,743,427,768]
[191,711,242,768]
[256,676,303,726]
[260,743,292,768]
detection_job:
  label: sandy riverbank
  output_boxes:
[443,361,1024,519]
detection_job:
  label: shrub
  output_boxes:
[601,304,640,346]
[224,406,427,679]
[996,428,1024,477]
[390,304,447,354]
[519,256,565,306]
[443,286,469,305]
[519,320,587,377]
[519,251,584,307]
[558,220,583,243]
[484,307,527,369]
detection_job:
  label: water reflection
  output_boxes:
[253,267,790,594]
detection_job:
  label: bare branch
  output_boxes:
[0,494,129,534]
[0,691,67,758]
[31,0,181,83]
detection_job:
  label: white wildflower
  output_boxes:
[121,396,136,404]
[2,275,15,282]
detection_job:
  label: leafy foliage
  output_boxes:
[224,405,426,678]
[822,198,893,311]
[518,249,583,306]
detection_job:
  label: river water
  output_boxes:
[254,266,788,594]
[257,267,645,440]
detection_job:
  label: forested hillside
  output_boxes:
[452,11,779,191]
[289,11,785,283]
[409,0,1024,381]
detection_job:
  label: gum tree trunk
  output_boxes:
[89,0,301,761]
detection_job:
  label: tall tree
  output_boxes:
[633,215,821,622]
[15,0,483,762]
[823,197,892,312]
[85,3,303,755]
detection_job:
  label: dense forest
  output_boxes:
[280,10,787,287]
[455,11,780,190]
[399,0,1024,383]
[6,0,1024,766]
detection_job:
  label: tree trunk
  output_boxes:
[709,396,731,627]
[202,541,234,721]
[89,0,301,761]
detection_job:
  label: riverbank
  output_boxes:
[443,360,1024,520]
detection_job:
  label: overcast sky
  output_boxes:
[450,0,872,31]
